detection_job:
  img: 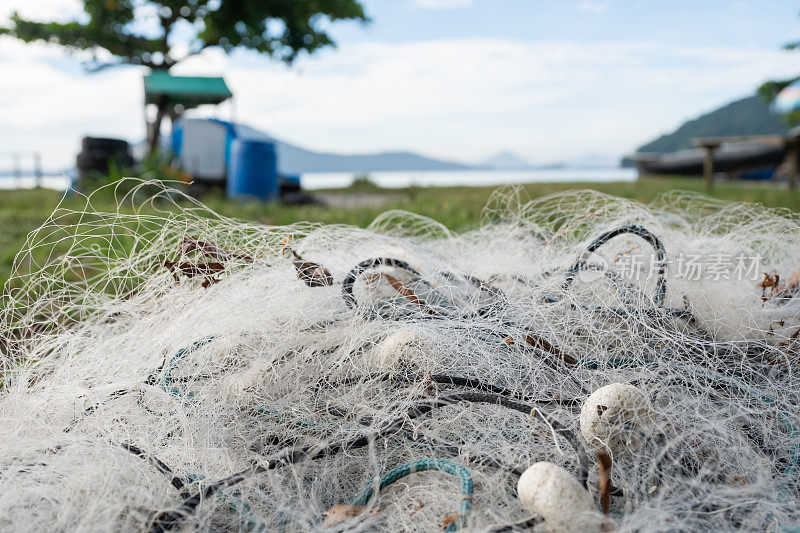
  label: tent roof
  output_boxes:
[144,71,232,108]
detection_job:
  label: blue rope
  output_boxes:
[351,458,473,531]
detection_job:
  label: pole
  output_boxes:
[702,145,715,190]
[34,152,42,189]
[12,153,21,188]
[788,140,799,191]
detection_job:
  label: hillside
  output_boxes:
[480,151,532,169]
[275,143,470,173]
[234,124,470,173]
[636,95,788,153]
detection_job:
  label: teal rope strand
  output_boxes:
[577,357,800,475]
[160,337,215,398]
[578,356,800,530]
[184,472,267,532]
[351,458,473,531]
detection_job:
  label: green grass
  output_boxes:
[3,175,800,289]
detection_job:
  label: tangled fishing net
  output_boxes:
[1,180,800,532]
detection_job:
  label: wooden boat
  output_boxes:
[632,142,785,177]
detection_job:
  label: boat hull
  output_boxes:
[634,143,785,177]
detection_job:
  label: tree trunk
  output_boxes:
[148,95,169,155]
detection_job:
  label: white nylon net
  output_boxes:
[1,180,799,532]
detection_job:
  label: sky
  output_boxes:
[2,0,800,171]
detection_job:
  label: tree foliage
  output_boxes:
[757,78,800,127]
[1,0,368,154]
[758,14,800,126]
[636,95,788,154]
[1,0,369,71]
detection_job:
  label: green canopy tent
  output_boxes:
[144,71,232,108]
[143,71,233,152]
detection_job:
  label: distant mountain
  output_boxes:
[635,95,788,154]
[479,151,618,170]
[480,151,532,169]
[555,153,618,168]
[235,124,470,173]
[0,170,66,178]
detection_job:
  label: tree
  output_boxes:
[759,17,800,126]
[758,77,800,126]
[1,0,369,152]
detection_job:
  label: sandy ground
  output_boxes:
[316,192,405,208]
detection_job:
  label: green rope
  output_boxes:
[351,458,473,531]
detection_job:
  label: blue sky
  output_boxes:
[2,0,800,170]
[339,1,798,48]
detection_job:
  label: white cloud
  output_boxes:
[0,38,144,171]
[577,1,610,14]
[413,0,473,10]
[0,0,83,24]
[206,39,800,164]
[2,35,800,170]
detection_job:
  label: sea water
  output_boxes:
[0,167,636,192]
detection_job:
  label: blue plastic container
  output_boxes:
[741,167,776,181]
[227,138,278,200]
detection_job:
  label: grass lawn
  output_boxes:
[3,175,800,289]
